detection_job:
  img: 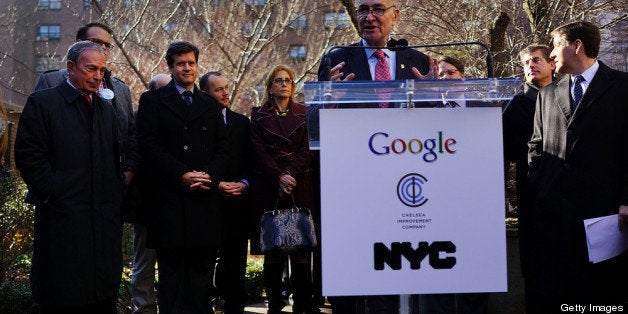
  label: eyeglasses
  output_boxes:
[272,78,293,85]
[86,38,115,49]
[439,69,459,77]
[356,5,396,18]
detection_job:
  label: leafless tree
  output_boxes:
[90,0,355,114]
[335,0,627,78]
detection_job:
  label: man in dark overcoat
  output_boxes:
[32,22,138,208]
[200,71,252,314]
[527,21,628,309]
[136,41,228,314]
[15,41,122,313]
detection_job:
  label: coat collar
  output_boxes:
[159,81,210,122]
[57,80,88,105]
[253,103,306,144]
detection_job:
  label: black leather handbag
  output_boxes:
[260,196,317,253]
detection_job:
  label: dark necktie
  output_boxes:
[84,94,91,106]
[572,75,584,112]
[182,90,193,106]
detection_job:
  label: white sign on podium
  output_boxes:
[319,108,507,296]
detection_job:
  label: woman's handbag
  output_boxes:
[260,196,317,253]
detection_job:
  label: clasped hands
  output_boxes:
[181,170,211,191]
[218,181,247,197]
[329,56,439,81]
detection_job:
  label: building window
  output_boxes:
[241,22,253,37]
[324,12,350,29]
[35,56,60,73]
[290,14,307,30]
[83,0,100,9]
[37,0,62,10]
[210,0,227,6]
[243,0,265,6]
[163,23,178,33]
[289,45,307,61]
[123,0,140,8]
[36,25,61,41]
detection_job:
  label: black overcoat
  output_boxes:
[14,81,123,306]
[527,62,628,302]
[137,81,228,248]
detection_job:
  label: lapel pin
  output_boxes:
[100,88,115,100]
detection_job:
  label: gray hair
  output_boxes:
[67,40,105,64]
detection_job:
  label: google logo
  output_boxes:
[368,131,457,162]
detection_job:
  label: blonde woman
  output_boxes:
[250,65,316,314]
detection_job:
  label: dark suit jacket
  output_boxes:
[502,82,539,277]
[317,40,431,81]
[137,81,228,248]
[221,108,253,237]
[527,62,628,302]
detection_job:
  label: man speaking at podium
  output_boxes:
[317,0,436,82]
[315,1,438,313]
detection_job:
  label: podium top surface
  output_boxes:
[304,78,521,104]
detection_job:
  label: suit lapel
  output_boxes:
[396,49,412,79]
[160,82,188,121]
[185,88,211,123]
[348,42,372,80]
[572,63,612,121]
[551,75,572,124]
[254,105,302,145]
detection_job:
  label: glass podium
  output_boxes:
[305,78,521,149]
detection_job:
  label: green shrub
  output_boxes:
[0,280,36,314]
[245,257,265,303]
[0,172,35,283]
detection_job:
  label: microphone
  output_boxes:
[387,38,408,51]
[322,40,495,79]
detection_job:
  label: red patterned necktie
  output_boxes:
[374,49,391,108]
[84,94,91,105]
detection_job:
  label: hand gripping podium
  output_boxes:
[304,79,520,306]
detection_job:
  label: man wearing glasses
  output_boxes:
[317,0,436,81]
[314,1,436,313]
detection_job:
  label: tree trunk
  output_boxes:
[490,12,511,77]
[523,0,550,44]
[338,0,359,33]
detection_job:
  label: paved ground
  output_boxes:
[244,300,333,313]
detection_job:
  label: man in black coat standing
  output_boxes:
[136,41,228,314]
[527,21,628,310]
[200,72,252,314]
[15,41,122,313]
[34,22,138,192]
[502,45,554,308]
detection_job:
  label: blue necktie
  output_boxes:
[572,75,584,112]
[182,90,193,106]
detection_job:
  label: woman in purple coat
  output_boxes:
[250,65,315,314]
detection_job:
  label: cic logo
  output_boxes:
[397,173,428,207]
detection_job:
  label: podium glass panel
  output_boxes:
[305,78,520,149]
